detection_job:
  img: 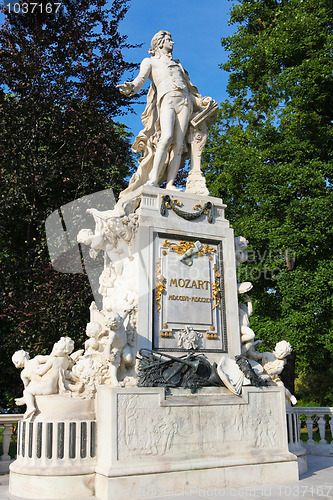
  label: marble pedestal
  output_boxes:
[128,185,241,364]
[9,396,96,499]
[9,187,300,499]
[95,385,299,500]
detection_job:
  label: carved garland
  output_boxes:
[160,195,213,223]
[155,258,166,313]
[211,265,221,311]
[163,240,215,258]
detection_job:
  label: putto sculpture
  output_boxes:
[233,237,297,405]
[118,30,218,197]
[12,337,82,419]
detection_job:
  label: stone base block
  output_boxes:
[95,460,299,500]
[94,385,299,500]
[0,459,14,474]
[9,471,95,500]
[289,444,308,475]
[302,442,333,457]
[298,454,308,476]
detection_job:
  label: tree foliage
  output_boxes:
[203,0,333,405]
[0,0,138,408]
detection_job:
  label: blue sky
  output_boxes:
[117,0,236,135]
[0,0,236,135]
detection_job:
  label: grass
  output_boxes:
[300,427,332,444]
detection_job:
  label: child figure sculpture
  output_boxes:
[104,311,134,386]
[85,321,103,355]
[12,337,78,419]
[247,340,297,405]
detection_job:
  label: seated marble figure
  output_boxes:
[12,337,81,418]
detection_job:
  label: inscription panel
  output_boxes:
[166,251,212,325]
[153,233,227,353]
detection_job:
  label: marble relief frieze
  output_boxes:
[116,391,285,462]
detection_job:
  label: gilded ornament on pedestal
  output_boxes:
[160,331,172,338]
[211,265,221,311]
[206,333,218,340]
[155,258,166,313]
[163,239,215,258]
[160,195,213,223]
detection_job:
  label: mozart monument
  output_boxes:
[9,31,304,500]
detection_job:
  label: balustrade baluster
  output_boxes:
[306,416,314,444]
[318,415,327,445]
[1,424,12,461]
[296,414,301,441]
[0,416,22,473]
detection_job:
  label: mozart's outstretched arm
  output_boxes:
[118,58,151,96]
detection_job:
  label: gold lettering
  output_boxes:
[168,294,191,301]
[185,279,191,288]
[168,277,211,290]
[190,296,211,302]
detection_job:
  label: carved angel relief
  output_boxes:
[177,326,203,350]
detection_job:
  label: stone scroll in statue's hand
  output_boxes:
[190,98,219,128]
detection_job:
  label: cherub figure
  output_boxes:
[84,321,103,355]
[78,211,137,262]
[238,294,257,354]
[247,340,297,405]
[234,236,249,266]
[77,228,105,259]
[12,337,80,419]
[177,326,202,350]
[103,311,134,386]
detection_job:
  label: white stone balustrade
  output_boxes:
[0,414,23,473]
[285,408,307,474]
[288,407,333,456]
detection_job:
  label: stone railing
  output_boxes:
[288,407,333,457]
[0,414,23,473]
[285,408,307,474]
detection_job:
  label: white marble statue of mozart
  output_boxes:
[118,30,212,197]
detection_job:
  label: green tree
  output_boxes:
[0,0,138,409]
[203,0,333,405]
